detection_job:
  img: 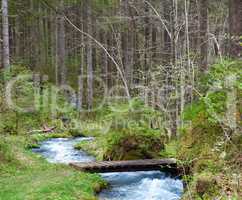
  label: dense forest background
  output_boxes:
[1,0,241,134]
[0,0,241,200]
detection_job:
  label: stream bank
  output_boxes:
[33,137,183,200]
[0,135,106,200]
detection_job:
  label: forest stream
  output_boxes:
[32,137,183,200]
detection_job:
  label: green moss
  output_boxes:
[195,172,219,198]
[75,140,103,161]
[75,127,166,161]
[82,128,104,137]
[74,99,167,161]
[178,113,223,162]
[101,128,165,161]
[160,140,179,158]
[69,129,85,137]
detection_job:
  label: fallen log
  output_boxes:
[27,126,56,134]
[42,125,56,133]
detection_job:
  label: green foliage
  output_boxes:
[0,65,80,135]
[75,99,167,161]
[75,140,102,160]
[183,100,207,122]
[0,136,21,169]
[104,98,164,130]
[184,59,241,125]
[79,98,165,138]
[159,140,179,158]
[178,60,242,199]
[178,115,223,163]
[76,127,165,161]
[0,65,107,199]
[201,59,241,89]
[183,172,221,200]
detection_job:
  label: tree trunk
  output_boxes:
[2,0,10,69]
[189,0,199,54]
[144,2,151,85]
[198,0,208,71]
[57,0,66,85]
[15,17,21,61]
[100,30,108,88]
[86,4,93,110]
[121,0,133,87]
[77,5,85,112]
[0,17,2,68]
[163,0,173,63]
[78,43,84,111]
[229,0,242,58]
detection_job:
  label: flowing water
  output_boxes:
[32,137,183,200]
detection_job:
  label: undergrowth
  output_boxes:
[75,98,167,161]
[1,60,241,199]
[176,60,242,199]
[0,66,106,200]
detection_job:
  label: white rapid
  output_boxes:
[32,137,183,200]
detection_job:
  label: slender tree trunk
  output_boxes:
[131,7,140,85]
[163,0,173,63]
[151,25,157,63]
[121,0,132,87]
[2,0,10,69]
[92,18,97,73]
[43,7,49,67]
[198,0,208,71]
[172,0,178,136]
[107,33,112,89]
[78,42,84,112]
[77,5,84,111]
[189,0,199,54]
[57,0,66,85]
[128,3,135,87]
[86,4,93,110]
[38,3,45,69]
[100,30,108,88]
[127,29,134,87]
[50,10,56,73]
[29,0,37,69]
[15,17,21,61]
[0,17,2,68]
[229,0,242,58]
[144,2,151,85]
